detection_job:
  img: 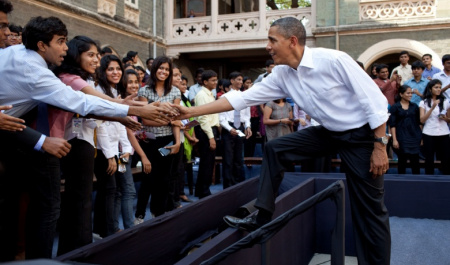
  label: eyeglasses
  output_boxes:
[8,34,19,39]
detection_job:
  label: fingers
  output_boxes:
[0,105,13,111]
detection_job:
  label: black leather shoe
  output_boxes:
[223,215,261,232]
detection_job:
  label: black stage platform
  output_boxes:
[55,173,450,265]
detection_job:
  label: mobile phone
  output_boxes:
[236,130,246,137]
[184,120,200,129]
[158,141,173,156]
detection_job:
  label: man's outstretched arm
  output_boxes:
[173,97,234,120]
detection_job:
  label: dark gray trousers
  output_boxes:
[255,124,391,265]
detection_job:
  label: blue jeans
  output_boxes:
[114,158,136,230]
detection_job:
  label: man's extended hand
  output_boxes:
[171,104,192,120]
[139,101,179,123]
[0,105,26,132]
[42,137,71,158]
[369,143,389,178]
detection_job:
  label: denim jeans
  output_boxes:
[114,158,136,230]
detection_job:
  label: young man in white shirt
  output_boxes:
[391,50,413,85]
[432,54,450,99]
[219,71,252,189]
[176,17,391,265]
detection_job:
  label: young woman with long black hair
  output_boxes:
[419,79,450,174]
[389,85,422,174]
[134,56,181,223]
[93,55,132,237]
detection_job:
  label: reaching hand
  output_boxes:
[140,102,179,123]
[0,105,26,132]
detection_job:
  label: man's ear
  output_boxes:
[36,41,46,52]
[289,36,298,48]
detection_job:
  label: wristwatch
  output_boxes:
[375,134,391,145]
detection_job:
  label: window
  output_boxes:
[125,0,138,9]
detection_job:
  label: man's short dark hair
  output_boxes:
[399,51,409,56]
[181,75,188,82]
[229,71,243,80]
[0,0,13,14]
[135,65,145,72]
[195,67,205,77]
[101,46,112,55]
[146,57,154,65]
[8,24,21,34]
[23,16,68,51]
[122,57,132,64]
[376,64,389,74]
[271,17,306,46]
[422,53,432,59]
[411,60,425,70]
[127,50,138,58]
[265,59,274,67]
[201,70,218,84]
[442,54,450,65]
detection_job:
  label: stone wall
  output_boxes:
[9,0,165,61]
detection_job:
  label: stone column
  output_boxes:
[211,0,218,36]
[165,0,174,40]
[258,0,266,33]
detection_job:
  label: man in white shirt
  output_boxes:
[176,17,390,265]
[0,15,175,261]
[219,71,252,189]
[391,50,413,85]
[432,54,450,99]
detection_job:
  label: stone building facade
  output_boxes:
[9,0,166,66]
[7,0,450,84]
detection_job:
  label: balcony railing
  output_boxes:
[167,7,313,44]
[359,0,436,22]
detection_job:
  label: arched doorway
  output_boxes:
[357,39,443,75]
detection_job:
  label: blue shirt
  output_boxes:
[403,77,429,106]
[0,45,129,149]
[422,66,441,80]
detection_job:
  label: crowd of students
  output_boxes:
[370,52,450,175]
[1,0,450,262]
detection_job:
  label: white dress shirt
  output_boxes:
[224,46,389,132]
[391,64,412,85]
[95,85,132,159]
[220,89,251,132]
[419,100,450,136]
[0,45,129,118]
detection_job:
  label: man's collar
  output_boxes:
[298,46,313,69]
